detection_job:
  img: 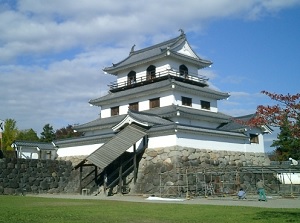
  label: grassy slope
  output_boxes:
[0,196,299,223]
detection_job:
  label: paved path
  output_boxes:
[28,194,300,209]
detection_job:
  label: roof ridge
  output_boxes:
[128,109,167,118]
[104,34,185,70]
[132,34,185,55]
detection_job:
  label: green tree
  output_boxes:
[1,119,18,157]
[16,128,39,141]
[55,124,82,140]
[40,124,55,142]
[270,116,299,160]
[238,91,300,160]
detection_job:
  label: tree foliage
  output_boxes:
[270,116,300,160]
[55,124,82,140]
[249,91,300,138]
[240,91,300,160]
[40,124,56,142]
[16,128,39,141]
[1,119,18,151]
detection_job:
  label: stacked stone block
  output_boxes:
[0,158,73,195]
[132,146,273,195]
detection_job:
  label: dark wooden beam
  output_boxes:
[133,143,137,184]
[79,166,83,194]
[119,157,123,194]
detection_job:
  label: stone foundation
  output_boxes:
[131,146,273,196]
[0,158,73,195]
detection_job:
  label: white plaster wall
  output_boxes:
[101,87,219,118]
[100,109,110,118]
[125,138,145,152]
[244,128,265,153]
[20,151,39,159]
[117,61,171,84]
[243,134,265,153]
[160,94,176,107]
[277,173,300,184]
[57,143,103,157]
[173,91,218,112]
[101,90,175,117]
[116,57,200,84]
[148,135,177,148]
[139,92,175,111]
[166,58,199,76]
[148,132,265,153]
[176,131,249,152]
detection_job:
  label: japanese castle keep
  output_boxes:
[55,31,272,195]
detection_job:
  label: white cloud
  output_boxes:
[1,0,299,61]
[0,47,118,134]
[0,0,299,134]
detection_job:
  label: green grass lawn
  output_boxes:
[0,195,299,223]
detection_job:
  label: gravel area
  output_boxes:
[27,193,300,209]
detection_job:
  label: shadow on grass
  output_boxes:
[253,211,300,222]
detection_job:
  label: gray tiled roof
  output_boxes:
[75,104,232,133]
[55,133,115,148]
[74,114,126,131]
[86,124,147,169]
[13,141,56,150]
[75,109,173,133]
[217,114,256,131]
[90,78,229,106]
[145,105,232,123]
[174,81,229,99]
[147,123,247,139]
[126,110,173,126]
[90,79,172,105]
[103,34,212,74]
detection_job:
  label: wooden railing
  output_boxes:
[108,69,208,91]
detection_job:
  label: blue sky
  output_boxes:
[1,1,300,152]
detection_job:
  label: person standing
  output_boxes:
[256,179,267,201]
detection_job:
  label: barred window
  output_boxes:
[129,102,139,111]
[150,98,160,108]
[127,71,136,85]
[179,64,188,77]
[250,134,259,144]
[146,65,156,80]
[182,96,192,106]
[111,106,119,116]
[201,100,210,110]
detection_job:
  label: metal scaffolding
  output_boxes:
[158,164,300,198]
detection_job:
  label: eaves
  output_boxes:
[174,82,229,100]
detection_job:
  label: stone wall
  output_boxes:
[0,158,74,195]
[131,146,276,196]
[57,156,97,194]
[1,148,295,197]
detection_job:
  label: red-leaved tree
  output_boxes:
[249,91,300,139]
[235,91,300,160]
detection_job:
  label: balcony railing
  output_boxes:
[108,69,208,91]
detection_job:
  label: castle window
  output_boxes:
[150,98,160,108]
[146,65,156,80]
[250,134,259,144]
[179,64,188,78]
[129,102,139,111]
[182,96,192,107]
[201,100,210,110]
[111,106,119,116]
[127,71,136,85]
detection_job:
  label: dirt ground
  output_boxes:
[28,193,300,209]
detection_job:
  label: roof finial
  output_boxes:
[179,28,184,36]
[130,44,136,55]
